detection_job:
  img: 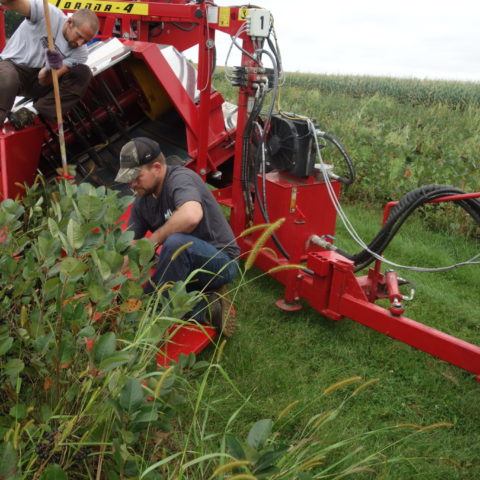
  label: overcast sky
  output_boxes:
[208,0,480,82]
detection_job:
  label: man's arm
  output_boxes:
[0,0,31,17]
[37,64,69,86]
[149,201,203,246]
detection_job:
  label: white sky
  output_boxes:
[203,0,480,82]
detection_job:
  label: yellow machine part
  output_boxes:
[127,58,172,120]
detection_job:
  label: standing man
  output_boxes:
[0,0,98,127]
[115,137,240,334]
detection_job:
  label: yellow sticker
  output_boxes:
[218,7,230,27]
[239,7,249,21]
[51,0,148,15]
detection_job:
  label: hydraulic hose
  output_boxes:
[318,131,356,185]
[351,184,480,272]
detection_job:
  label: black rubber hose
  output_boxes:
[319,132,356,185]
[351,184,480,271]
[241,93,266,218]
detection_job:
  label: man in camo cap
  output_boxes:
[116,137,239,335]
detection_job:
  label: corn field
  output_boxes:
[285,72,480,108]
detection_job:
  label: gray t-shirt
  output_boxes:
[0,0,88,68]
[129,165,240,259]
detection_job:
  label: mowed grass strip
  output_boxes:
[201,203,480,480]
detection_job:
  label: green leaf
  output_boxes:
[67,218,86,250]
[0,442,18,478]
[119,378,145,414]
[254,449,287,472]
[135,238,155,266]
[59,257,88,276]
[103,203,122,225]
[225,434,246,459]
[37,234,54,258]
[88,282,106,303]
[9,404,27,420]
[77,232,102,255]
[40,464,67,480]
[133,406,159,424]
[59,336,75,365]
[3,358,24,377]
[247,419,273,450]
[47,218,59,238]
[0,336,13,355]
[40,404,52,423]
[127,259,140,279]
[93,332,117,364]
[99,352,131,372]
[97,250,124,272]
[32,333,54,355]
[78,326,96,338]
[121,279,144,299]
[44,278,61,296]
[91,250,111,280]
[78,194,103,220]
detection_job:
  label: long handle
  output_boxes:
[42,0,68,177]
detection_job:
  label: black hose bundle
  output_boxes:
[351,184,480,272]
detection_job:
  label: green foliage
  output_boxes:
[0,178,205,478]
[4,10,23,38]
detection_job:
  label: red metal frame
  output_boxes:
[1,1,479,377]
[0,124,45,200]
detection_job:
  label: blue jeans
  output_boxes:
[144,233,238,318]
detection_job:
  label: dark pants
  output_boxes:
[0,59,92,124]
[145,233,239,319]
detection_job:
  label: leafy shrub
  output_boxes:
[0,178,202,478]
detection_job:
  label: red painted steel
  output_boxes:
[157,324,217,366]
[0,124,45,200]
[340,294,480,376]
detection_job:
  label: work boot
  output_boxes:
[8,108,36,130]
[206,285,236,337]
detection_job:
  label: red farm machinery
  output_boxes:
[1,1,479,377]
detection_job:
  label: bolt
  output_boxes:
[200,168,206,175]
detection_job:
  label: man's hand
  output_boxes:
[45,49,63,70]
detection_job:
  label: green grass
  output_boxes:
[200,202,480,479]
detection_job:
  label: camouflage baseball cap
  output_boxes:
[115,137,162,183]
